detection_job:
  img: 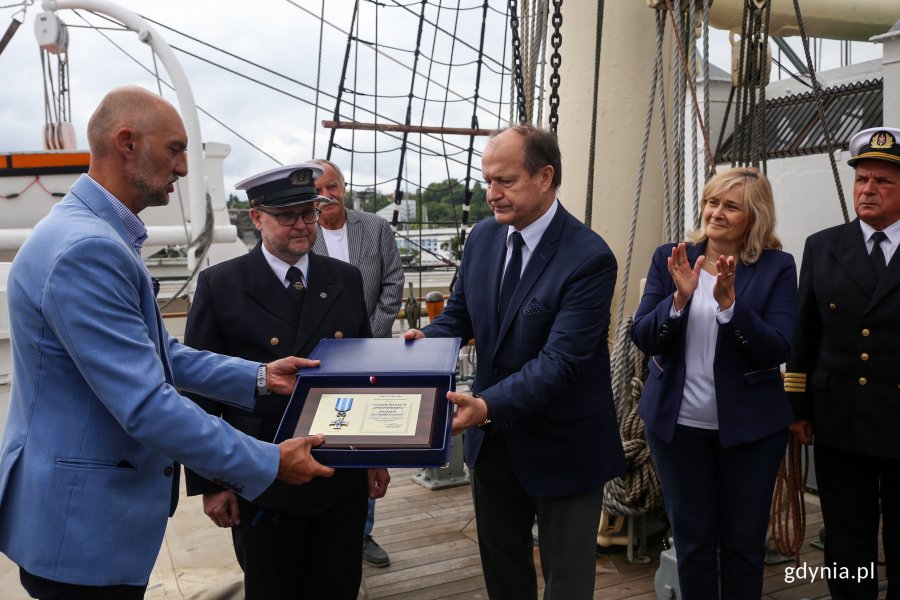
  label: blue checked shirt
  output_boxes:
[85,175,157,294]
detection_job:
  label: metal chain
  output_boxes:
[534,0,549,127]
[547,0,563,132]
[508,0,529,124]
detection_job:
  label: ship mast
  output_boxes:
[42,0,210,272]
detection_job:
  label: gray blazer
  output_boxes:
[313,208,404,338]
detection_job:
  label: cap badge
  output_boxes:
[289,169,313,186]
[870,131,895,150]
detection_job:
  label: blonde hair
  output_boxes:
[686,167,781,264]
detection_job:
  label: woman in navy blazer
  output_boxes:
[631,168,797,599]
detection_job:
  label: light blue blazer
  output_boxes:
[0,175,280,586]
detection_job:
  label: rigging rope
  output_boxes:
[158,193,215,312]
[312,0,326,156]
[74,11,282,164]
[671,2,685,242]
[606,21,668,526]
[459,0,492,249]
[0,8,22,57]
[613,8,666,335]
[390,0,428,227]
[604,316,662,516]
[769,437,808,565]
[326,0,359,160]
[661,0,716,175]
[791,0,849,224]
[583,0,604,227]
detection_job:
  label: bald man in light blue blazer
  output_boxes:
[0,87,330,598]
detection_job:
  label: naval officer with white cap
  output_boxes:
[786,127,900,600]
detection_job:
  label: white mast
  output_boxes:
[42,0,218,270]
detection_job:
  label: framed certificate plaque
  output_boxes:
[274,337,462,468]
[294,387,439,448]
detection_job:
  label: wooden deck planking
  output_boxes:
[363,468,885,599]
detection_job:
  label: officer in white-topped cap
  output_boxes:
[240,162,329,208]
[183,163,390,600]
[786,127,900,600]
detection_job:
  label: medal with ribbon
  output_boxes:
[330,396,353,429]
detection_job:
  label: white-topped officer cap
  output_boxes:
[235,162,335,207]
[847,127,900,168]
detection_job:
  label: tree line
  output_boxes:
[227,178,492,228]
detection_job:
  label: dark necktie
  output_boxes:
[498,231,524,318]
[286,266,306,293]
[870,231,887,279]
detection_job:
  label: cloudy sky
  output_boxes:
[0,0,886,198]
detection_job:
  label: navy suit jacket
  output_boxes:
[422,203,626,498]
[631,243,798,447]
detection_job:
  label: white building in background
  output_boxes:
[375,199,419,223]
[370,200,461,267]
[394,227,460,268]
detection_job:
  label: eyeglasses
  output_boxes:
[257,207,321,226]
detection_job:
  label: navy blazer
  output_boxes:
[631,243,798,447]
[422,203,626,498]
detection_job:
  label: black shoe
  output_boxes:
[363,535,391,567]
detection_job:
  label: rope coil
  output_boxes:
[605,315,662,516]
[769,437,808,564]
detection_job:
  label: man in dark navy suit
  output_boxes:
[405,125,626,599]
[786,127,900,600]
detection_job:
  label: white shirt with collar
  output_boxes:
[502,199,559,278]
[261,244,310,288]
[859,218,900,265]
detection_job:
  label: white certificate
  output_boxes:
[309,393,422,437]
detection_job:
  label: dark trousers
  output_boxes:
[19,568,147,600]
[815,444,900,600]
[232,489,368,600]
[647,425,788,600]
[471,431,604,600]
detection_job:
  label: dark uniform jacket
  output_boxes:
[183,243,372,512]
[786,219,900,459]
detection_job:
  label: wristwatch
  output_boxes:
[256,364,270,396]
[473,393,491,427]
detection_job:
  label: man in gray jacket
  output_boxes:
[311,158,404,566]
